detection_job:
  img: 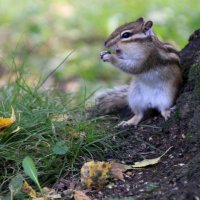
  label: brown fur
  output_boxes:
[105,18,145,48]
[97,17,183,124]
[95,85,129,114]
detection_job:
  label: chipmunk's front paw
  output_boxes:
[100,51,111,62]
[160,106,176,121]
[161,110,171,121]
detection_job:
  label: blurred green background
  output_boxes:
[0,0,199,93]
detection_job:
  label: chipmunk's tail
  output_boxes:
[87,85,129,117]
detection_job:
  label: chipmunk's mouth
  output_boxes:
[115,49,123,58]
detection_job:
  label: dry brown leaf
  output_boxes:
[22,181,37,198]
[132,157,160,168]
[74,190,91,200]
[81,161,133,187]
[81,161,112,188]
[111,167,124,181]
[111,162,131,181]
[132,147,172,168]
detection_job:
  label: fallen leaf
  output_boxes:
[74,190,91,200]
[81,161,112,188]
[111,162,131,181]
[111,167,124,181]
[132,147,173,168]
[22,181,37,198]
[0,107,16,129]
[81,161,132,187]
[112,162,132,171]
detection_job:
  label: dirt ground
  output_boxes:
[54,29,200,200]
[54,115,200,200]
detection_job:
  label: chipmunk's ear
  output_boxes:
[143,20,154,36]
[136,17,145,23]
[144,20,153,30]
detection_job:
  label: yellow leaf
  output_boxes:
[22,181,37,198]
[81,161,112,188]
[74,190,91,200]
[132,147,173,168]
[0,107,16,129]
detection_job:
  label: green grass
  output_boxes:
[1,0,199,197]
[0,64,116,195]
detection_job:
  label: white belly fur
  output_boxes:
[128,79,173,113]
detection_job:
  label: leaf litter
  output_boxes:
[81,147,172,188]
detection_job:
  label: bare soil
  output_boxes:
[54,29,200,200]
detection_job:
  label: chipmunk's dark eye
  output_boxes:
[121,32,132,39]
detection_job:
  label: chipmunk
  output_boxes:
[96,17,182,126]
